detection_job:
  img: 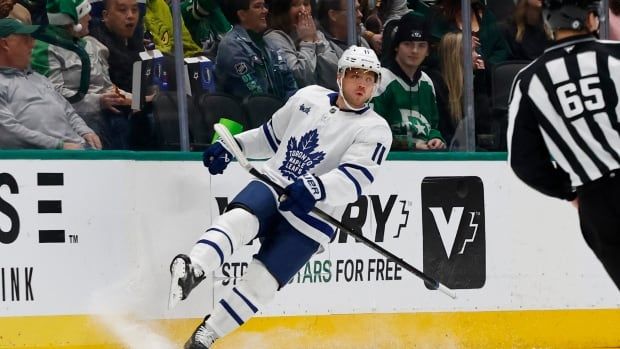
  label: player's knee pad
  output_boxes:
[190,208,259,272]
[213,207,259,248]
[236,259,278,306]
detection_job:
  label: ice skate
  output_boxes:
[168,254,206,309]
[184,317,218,349]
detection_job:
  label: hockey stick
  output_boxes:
[214,124,456,299]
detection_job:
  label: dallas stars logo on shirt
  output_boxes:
[409,117,430,137]
[279,129,325,181]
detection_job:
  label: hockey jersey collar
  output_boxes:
[327,92,370,115]
[544,34,596,54]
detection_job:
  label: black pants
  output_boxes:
[577,172,620,290]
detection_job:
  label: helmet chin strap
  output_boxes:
[73,23,83,32]
[336,74,374,112]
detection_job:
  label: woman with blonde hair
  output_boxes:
[437,31,463,132]
[437,31,491,147]
[501,0,552,61]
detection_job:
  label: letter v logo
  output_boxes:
[428,207,463,257]
[422,176,486,289]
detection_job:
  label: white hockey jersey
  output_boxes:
[235,85,393,245]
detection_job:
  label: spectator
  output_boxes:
[91,0,141,95]
[90,0,155,149]
[144,0,203,57]
[501,0,552,61]
[181,0,232,59]
[88,0,146,61]
[316,0,370,90]
[317,0,369,51]
[0,18,101,149]
[373,13,445,150]
[437,31,490,147]
[30,0,130,149]
[215,0,297,100]
[428,0,511,69]
[264,0,338,88]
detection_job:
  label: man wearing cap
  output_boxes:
[372,13,446,151]
[0,18,101,149]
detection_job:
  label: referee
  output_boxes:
[508,0,619,290]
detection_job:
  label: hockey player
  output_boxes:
[169,45,392,348]
[508,0,620,290]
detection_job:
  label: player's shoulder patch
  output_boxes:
[234,62,248,75]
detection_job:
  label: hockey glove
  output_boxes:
[279,173,325,214]
[202,141,233,175]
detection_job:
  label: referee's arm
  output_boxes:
[508,80,577,201]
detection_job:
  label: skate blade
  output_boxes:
[168,259,186,309]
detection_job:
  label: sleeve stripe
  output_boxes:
[339,163,374,182]
[338,167,362,196]
[269,120,281,144]
[371,143,381,161]
[377,146,386,164]
[262,122,278,152]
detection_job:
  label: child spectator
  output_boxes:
[90,0,155,149]
[373,13,445,150]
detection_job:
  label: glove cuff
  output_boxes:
[299,173,325,201]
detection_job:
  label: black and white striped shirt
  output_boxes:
[507,34,620,200]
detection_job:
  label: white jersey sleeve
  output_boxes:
[318,122,392,207]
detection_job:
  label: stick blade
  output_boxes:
[436,283,457,299]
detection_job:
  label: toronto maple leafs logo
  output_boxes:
[299,104,311,114]
[279,129,325,180]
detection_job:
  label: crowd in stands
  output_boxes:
[0,0,615,151]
